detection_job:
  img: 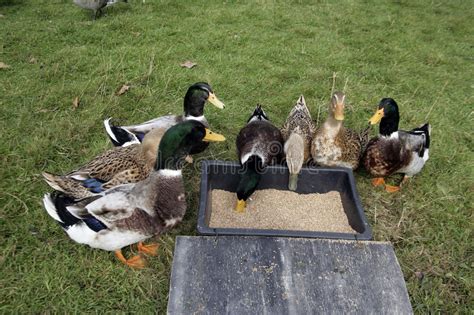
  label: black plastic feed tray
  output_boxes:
[197,160,372,240]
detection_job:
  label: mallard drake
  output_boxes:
[104,82,224,147]
[73,0,128,20]
[311,92,369,170]
[235,105,283,212]
[42,120,225,268]
[281,95,315,190]
[42,127,166,200]
[364,98,431,192]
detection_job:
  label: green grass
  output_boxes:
[1,0,472,313]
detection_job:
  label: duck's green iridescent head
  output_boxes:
[184,82,225,117]
[369,98,400,136]
[155,120,225,170]
[235,156,264,213]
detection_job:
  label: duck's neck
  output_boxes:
[237,156,262,201]
[183,91,206,118]
[155,149,188,171]
[379,115,399,136]
[322,115,343,137]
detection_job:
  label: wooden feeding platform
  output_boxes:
[167,236,413,314]
[166,160,412,314]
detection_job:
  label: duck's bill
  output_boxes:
[204,128,226,142]
[369,108,384,124]
[334,104,344,121]
[235,199,246,213]
[207,92,225,109]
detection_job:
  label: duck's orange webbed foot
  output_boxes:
[115,250,146,269]
[137,242,159,256]
[371,177,385,187]
[384,184,401,193]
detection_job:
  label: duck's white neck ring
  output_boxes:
[184,115,205,122]
[158,169,182,177]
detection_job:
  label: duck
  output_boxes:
[104,82,224,147]
[280,95,315,190]
[311,92,370,170]
[364,98,431,192]
[73,0,128,20]
[235,105,284,212]
[42,120,225,268]
[42,127,166,200]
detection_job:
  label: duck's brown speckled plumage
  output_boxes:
[363,136,410,177]
[281,95,315,161]
[42,121,225,265]
[363,98,431,191]
[364,128,429,177]
[311,92,368,170]
[42,128,165,199]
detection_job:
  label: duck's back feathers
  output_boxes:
[281,96,315,161]
[312,124,363,169]
[364,123,430,177]
[281,96,315,139]
[104,115,209,148]
[335,127,364,169]
[68,145,145,182]
[237,120,283,166]
[104,116,178,147]
[104,118,141,147]
[43,129,164,199]
[363,133,410,177]
[42,170,187,252]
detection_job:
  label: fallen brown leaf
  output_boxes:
[0,62,10,69]
[132,32,141,37]
[72,97,80,109]
[180,60,197,69]
[116,84,131,96]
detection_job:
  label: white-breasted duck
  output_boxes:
[364,98,431,192]
[42,120,225,268]
[235,105,283,212]
[104,82,224,148]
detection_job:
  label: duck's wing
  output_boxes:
[81,184,138,222]
[104,118,141,147]
[41,145,141,198]
[66,145,140,181]
[398,128,429,157]
[43,185,150,251]
[104,116,178,147]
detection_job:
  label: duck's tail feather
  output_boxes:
[43,192,81,229]
[103,118,140,147]
[408,123,430,158]
[43,192,107,233]
[42,172,96,200]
